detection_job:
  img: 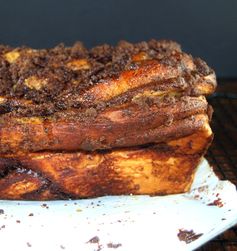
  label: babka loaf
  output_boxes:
[0,40,216,199]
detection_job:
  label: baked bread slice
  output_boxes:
[0,117,212,200]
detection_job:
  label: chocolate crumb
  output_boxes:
[207,198,223,207]
[16,220,21,223]
[177,229,203,244]
[26,242,32,247]
[0,209,4,214]
[87,236,102,251]
[28,213,34,217]
[107,242,122,249]
[87,236,100,244]
[97,245,103,251]
[0,225,6,230]
[41,203,49,209]
[85,107,98,118]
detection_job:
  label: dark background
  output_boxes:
[0,0,236,78]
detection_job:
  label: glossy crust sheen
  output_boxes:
[0,97,208,153]
[0,40,216,153]
[0,40,216,200]
[0,122,212,200]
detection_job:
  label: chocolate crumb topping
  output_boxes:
[0,39,215,118]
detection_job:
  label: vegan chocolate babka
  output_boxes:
[0,40,216,200]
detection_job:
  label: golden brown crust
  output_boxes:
[0,40,216,200]
[0,39,216,154]
[0,124,212,200]
[0,40,216,114]
[0,97,208,153]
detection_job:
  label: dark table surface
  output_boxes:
[198,80,237,251]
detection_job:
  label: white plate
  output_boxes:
[0,158,236,251]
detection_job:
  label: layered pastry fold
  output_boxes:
[0,40,216,200]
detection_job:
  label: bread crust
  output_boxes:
[0,40,216,200]
[0,124,212,200]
